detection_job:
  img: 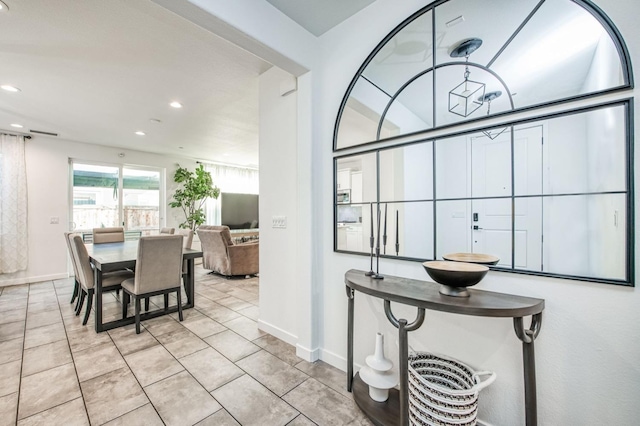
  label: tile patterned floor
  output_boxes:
[0,266,372,426]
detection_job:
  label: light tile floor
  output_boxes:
[0,266,372,426]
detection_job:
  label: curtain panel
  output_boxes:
[204,164,259,225]
[0,134,28,273]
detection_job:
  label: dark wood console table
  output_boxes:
[345,269,544,426]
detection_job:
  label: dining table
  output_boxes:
[86,240,203,332]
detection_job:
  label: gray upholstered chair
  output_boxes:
[64,232,82,304]
[121,235,184,334]
[176,229,194,249]
[69,234,134,325]
[160,227,175,235]
[197,225,259,277]
[93,227,125,244]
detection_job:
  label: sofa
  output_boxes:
[197,225,259,277]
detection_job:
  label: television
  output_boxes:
[220,192,259,230]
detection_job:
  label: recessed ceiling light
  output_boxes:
[178,146,184,150]
[10,123,23,128]
[0,1,9,12]
[169,101,183,108]
[223,153,230,156]
[1,85,20,92]
[149,118,162,124]
[135,131,146,136]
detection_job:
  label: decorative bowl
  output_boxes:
[422,260,489,297]
[442,252,499,265]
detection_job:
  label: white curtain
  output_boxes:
[204,164,259,225]
[0,134,28,273]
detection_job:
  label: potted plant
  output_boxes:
[169,164,220,231]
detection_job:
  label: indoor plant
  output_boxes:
[169,164,220,231]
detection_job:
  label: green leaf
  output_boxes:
[169,164,219,230]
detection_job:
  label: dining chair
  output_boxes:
[93,227,125,243]
[64,232,81,304]
[160,227,175,235]
[92,226,128,296]
[121,235,184,333]
[176,228,194,249]
[69,234,134,325]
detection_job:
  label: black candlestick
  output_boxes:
[373,205,384,279]
[365,203,374,276]
[382,203,388,255]
[395,209,400,256]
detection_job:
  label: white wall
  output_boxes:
[314,0,640,425]
[0,136,198,287]
[257,66,301,347]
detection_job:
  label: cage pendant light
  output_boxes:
[448,38,485,117]
[479,91,508,140]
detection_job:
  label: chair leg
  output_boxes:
[176,289,183,322]
[82,289,93,325]
[135,297,141,334]
[75,290,86,316]
[164,294,169,312]
[116,289,120,297]
[70,279,79,304]
[122,291,128,319]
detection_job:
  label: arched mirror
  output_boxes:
[334,0,632,150]
[333,0,633,285]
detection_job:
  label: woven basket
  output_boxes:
[408,353,496,426]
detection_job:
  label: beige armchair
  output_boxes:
[160,227,175,235]
[197,225,259,278]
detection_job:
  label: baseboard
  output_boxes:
[0,272,69,288]
[319,348,363,373]
[257,319,297,346]
[256,319,323,362]
[296,344,320,362]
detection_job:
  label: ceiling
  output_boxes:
[0,0,377,168]
[265,0,376,36]
[0,0,273,167]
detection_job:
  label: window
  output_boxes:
[70,161,163,236]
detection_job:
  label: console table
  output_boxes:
[345,269,544,426]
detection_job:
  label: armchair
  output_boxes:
[197,225,258,278]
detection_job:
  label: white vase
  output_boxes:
[359,332,398,402]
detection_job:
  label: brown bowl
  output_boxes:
[422,260,489,297]
[442,253,499,265]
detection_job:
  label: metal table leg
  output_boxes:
[94,268,103,332]
[385,300,425,426]
[346,286,355,392]
[514,313,543,426]
[185,258,196,308]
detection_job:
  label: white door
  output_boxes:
[470,126,543,269]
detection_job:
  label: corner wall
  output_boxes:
[257,67,302,347]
